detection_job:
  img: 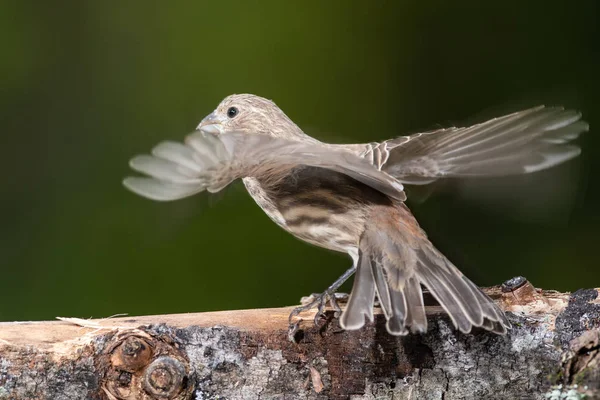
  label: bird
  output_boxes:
[123,94,588,336]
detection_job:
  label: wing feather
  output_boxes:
[346,106,587,184]
[124,131,406,202]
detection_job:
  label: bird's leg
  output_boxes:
[288,265,356,339]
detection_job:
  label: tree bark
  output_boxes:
[1,280,600,400]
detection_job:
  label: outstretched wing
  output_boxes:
[354,106,588,184]
[123,131,406,202]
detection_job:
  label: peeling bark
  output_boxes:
[1,282,600,399]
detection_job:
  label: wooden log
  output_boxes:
[1,280,600,399]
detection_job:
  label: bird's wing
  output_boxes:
[351,106,588,184]
[123,131,406,202]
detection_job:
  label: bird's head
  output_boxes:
[196,94,309,141]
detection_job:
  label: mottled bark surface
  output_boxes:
[1,282,600,400]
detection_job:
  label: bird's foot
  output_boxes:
[287,292,348,342]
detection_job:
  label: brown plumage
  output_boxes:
[124,93,588,335]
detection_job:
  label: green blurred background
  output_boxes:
[0,1,598,321]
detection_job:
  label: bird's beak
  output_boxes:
[196,112,225,135]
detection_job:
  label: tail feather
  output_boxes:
[472,284,510,334]
[387,287,409,335]
[414,262,473,333]
[370,259,392,319]
[341,227,510,335]
[414,243,509,334]
[416,247,485,327]
[339,249,376,330]
[403,277,427,333]
[372,259,426,335]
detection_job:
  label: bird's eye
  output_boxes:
[227,107,239,118]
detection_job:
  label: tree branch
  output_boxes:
[1,280,600,399]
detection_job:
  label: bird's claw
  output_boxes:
[287,319,301,342]
[288,291,349,342]
[329,294,342,317]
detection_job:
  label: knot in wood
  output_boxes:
[112,336,153,372]
[101,329,192,399]
[143,356,186,399]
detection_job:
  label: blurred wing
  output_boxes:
[123,132,406,202]
[356,106,588,184]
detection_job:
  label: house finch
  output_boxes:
[124,94,587,336]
